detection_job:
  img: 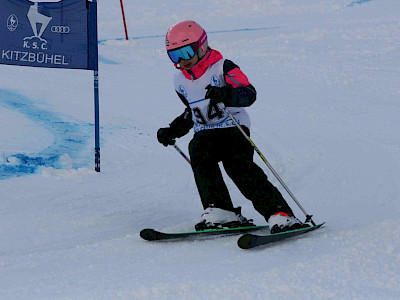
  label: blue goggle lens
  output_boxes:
[167,45,196,63]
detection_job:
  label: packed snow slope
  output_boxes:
[1,0,399,299]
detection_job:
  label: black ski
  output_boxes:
[237,222,325,249]
[140,225,269,241]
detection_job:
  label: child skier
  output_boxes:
[157,20,308,233]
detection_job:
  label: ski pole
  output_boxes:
[221,103,316,226]
[173,144,191,164]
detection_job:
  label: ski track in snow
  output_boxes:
[0,0,400,299]
[347,0,375,7]
[0,89,93,179]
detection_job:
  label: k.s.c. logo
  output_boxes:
[7,2,71,50]
[7,14,18,32]
[211,74,220,87]
[178,85,188,99]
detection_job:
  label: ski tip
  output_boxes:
[140,228,158,241]
[311,222,326,229]
[238,222,326,249]
[237,234,255,249]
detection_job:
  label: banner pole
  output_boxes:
[92,0,100,172]
[94,70,100,172]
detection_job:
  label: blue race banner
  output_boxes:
[0,0,97,70]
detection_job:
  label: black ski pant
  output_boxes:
[188,127,293,221]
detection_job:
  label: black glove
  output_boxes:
[205,85,232,105]
[157,128,176,147]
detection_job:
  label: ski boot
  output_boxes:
[195,206,254,231]
[268,212,310,234]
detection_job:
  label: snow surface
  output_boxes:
[1,0,400,299]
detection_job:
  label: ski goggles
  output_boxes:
[167,44,196,64]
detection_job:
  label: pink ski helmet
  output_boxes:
[165,20,208,63]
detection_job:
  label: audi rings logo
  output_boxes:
[51,25,70,34]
